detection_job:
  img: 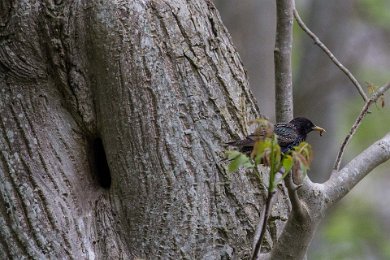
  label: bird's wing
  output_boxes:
[274,123,298,148]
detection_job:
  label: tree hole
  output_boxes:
[91,137,112,189]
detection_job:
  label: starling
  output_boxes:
[227,117,325,153]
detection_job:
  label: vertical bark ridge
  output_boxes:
[0,0,129,258]
[152,0,255,138]
[0,154,33,258]
[0,95,56,258]
[0,79,119,257]
[0,0,290,258]
[84,0,284,258]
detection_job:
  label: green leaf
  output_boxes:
[242,160,255,169]
[297,152,310,169]
[271,136,281,168]
[282,155,293,173]
[226,150,242,160]
[275,155,293,182]
[294,142,313,165]
[294,154,309,176]
[253,138,272,164]
[227,152,253,173]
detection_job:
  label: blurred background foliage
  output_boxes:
[214,0,390,258]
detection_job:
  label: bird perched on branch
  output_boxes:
[227,117,325,153]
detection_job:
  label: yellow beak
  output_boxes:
[312,126,326,136]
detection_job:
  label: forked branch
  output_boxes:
[334,82,390,170]
[267,2,390,260]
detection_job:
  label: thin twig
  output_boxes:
[284,171,305,219]
[252,191,275,260]
[293,9,368,102]
[334,82,390,170]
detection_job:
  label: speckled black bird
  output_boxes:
[227,117,325,153]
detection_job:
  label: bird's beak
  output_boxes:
[312,126,326,136]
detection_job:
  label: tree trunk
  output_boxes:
[0,0,289,258]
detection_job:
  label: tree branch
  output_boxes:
[293,8,368,102]
[269,185,316,260]
[274,0,294,123]
[284,172,306,221]
[251,1,295,258]
[267,4,390,260]
[326,133,390,204]
[334,82,390,170]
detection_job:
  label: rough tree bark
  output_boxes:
[0,0,290,258]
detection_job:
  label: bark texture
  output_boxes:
[0,0,290,258]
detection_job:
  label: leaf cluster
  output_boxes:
[226,119,313,191]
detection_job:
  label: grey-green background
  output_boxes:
[215,0,390,259]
